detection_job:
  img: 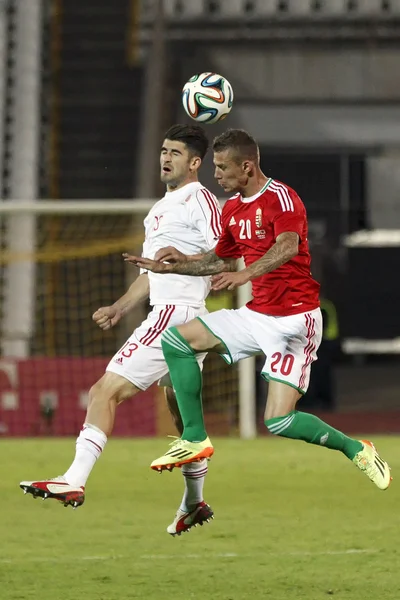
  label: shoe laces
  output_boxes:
[355,453,378,480]
[167,435,183,448]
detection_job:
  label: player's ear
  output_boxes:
[242,160,252,174]
[190,156,201,172]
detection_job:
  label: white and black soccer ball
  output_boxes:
[182,72,234,125]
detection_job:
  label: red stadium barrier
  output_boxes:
[0,358,157,436]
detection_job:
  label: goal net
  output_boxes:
[0,201,242,438]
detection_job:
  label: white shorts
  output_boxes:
[198,306,322,394]
[106,305,207,390]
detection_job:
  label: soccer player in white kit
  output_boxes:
[19,124,226,536]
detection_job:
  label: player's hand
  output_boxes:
[122,253,173,273]
[154,246,188,263]
[92,306,122,330]
[211,271,250,291]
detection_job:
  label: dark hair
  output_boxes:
[213,129,259,163]
[164,124,209,160]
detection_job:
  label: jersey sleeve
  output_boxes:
[189,189,222,250]
[215,205,242,259]
[271,188,305,240]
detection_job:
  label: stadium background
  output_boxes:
[1,0,400,436]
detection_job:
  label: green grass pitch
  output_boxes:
[1,437,399,600]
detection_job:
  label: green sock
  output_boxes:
[161,326,207,443]
[265,410,363,459]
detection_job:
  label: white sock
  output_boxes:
[63,423,107,488]
[180,458,208,512]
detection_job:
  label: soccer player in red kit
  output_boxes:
[126,129,391,491]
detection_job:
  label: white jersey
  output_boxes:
[142,181,222,307]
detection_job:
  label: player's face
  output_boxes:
[213,149,251,194]
[160,139,198,188]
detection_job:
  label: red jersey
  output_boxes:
[215,178,320,316]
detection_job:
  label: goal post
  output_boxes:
[237,259,257,440]
[0,200,257,438]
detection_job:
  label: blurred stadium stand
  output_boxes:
[143,0,400,20]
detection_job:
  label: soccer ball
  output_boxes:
[182,72,234,125]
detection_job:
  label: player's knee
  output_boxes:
[89,374,137,407]
[161,322,213,354]
[88,380,118,408]
[161,326,193,355]
[264,399,296,422]
[264,408,297,435]
[264,415,288,434]
[264,405,291,424]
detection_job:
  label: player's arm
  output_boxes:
[243,231,299,280]
[167,248,237,276]
[92,273,149,330]
[211,232,299,291]
[213,189,304,291]
[124,198,240,276]
[112,272,150,315]
[123,249,236,276]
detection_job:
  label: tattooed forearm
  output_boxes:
[170,249,236,276]
[244,232,299,280]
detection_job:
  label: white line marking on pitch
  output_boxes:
[140,549,378,560]
[0,549,378,564]
[0,555,124,564]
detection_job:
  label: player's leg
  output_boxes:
[150,319,220,471]
[19,371,140,507]
[261,308,391,490]
[152,308,259,471]
[19,306,176,506]
[63,372,139,485]
[163,383,213,536]
[264,379,364,459]
[164,384,183,435]
[158,306,213,523]
[265,380,391,489]
[165,383,208,512]
[164,381,210,502]
[162,319,223,442]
